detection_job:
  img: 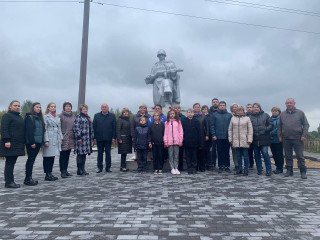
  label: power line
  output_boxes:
[92,1,320,36]
[223,0,320,15]
[205,0,320,18]
[0,0,81,2]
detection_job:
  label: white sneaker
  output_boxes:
[171,169,176,175]
[175,169,181,175]
[158,170,163,175]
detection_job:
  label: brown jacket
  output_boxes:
[59,111,75,151]
[228,115,253,148]
[277,108,309,140]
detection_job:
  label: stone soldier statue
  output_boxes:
[145,49,183,107]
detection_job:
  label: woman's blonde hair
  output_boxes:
[79,104,88,112]
[45,102,56,114]
[271,106,281,113]
[236,106,244,112]
[121,107,129,115]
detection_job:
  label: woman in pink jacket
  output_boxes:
[164,110,183,175]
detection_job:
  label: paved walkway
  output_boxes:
[0,150,320,240]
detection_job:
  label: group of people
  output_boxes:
[0,97,309,188]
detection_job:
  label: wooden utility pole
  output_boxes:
[77,0,90,111]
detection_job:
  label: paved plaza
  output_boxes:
[0,150,320,240]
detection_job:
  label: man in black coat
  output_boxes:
[93,103,116,173]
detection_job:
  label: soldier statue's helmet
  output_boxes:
[157,49,166,57]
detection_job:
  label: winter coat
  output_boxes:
[270,115,280,143]
[131,111,151,136]
[205,113,212,141]
[117,116,132,154]
[25,113,44,145]
[42,113,63,157]
[194,113,210,149]
[182,117,200,148]
[133,124,149,150]
[59,111,76,151]
[93,112,116,142]
[179,112,186,122]
[228,115,253,148]
[73,113,94,155]
[210,109,232,140]
[0,111,25,157]
[209,107,218,116]
[249,110,273,146]
[148,113,166,125]
[277,108,309,140]
[164,119,183,146]
[148,122,165,145]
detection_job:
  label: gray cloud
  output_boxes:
[0,0,319,130]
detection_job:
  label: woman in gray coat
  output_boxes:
[42,102,63,181]
[59,102,75,178]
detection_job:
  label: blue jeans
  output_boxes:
[253,145,272,173]
[236,148,249,172]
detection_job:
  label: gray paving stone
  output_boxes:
[0,150,319,240]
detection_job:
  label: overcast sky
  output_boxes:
[1,0,319,130]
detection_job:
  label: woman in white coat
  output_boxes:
[42,102,63,181]
[228,106,253,176]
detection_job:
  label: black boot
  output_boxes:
[45,173,55,181]
[66,171,73,177]
[284,166,293,177]
[5,182,20,188]
[61,170,68,179]
[49,173,58,181]
[273,168,283,174]
[24,176,38,186]
[77,163,83,176]
[82,159,89,175]
[300,167,307,179]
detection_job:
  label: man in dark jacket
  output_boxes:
[209,98,219,169]
[277,98,309,179]
[93,103,116,173]
[249,103,273,176]
[210,101,232,173]
[182,109,200,174]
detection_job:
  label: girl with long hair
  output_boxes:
[164,110,183,175]
[24,102,45,185]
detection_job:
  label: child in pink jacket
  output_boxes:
[164,110,183,175]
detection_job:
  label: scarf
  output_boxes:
[193,111,202,117]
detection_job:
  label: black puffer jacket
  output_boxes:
[249,110,273,146]
[0,111,25,157]
[117,116,132,154]
[182,117,200,148]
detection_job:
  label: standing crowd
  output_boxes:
[0,97,309,188]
